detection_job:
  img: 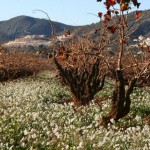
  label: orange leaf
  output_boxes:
[60,54,65,61]
[104,11,111,21]
[136,11,141,19]
[107,0,116,6]
[121,3,129,11]
[104,14,111,21]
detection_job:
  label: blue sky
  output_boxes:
[0,0,149,25]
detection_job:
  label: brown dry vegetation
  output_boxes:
[0,46,50,82]
[55,37,150,87]
[54,30,150,123]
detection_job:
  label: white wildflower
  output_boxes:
[46,131,51,135]
[135,115,142,122]
[110,118,115,124]
[77,140,83,149]
[31,133,37,139]
[95,114,101,121]
[24,129,28,135]
[21,142,26,147]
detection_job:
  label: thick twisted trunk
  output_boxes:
[103,70,137,123]
[54,57,105,106]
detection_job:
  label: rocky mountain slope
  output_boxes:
[0,15,74,43]
[73,9,150,39]
[0,9,150,43]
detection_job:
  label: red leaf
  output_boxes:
[104,2,110,9]
[132,0,141,8]
[115,11,119,15]
[92,47,99,51]
[117,0,121,3]
[95,28,101,34]
[140,44,144,50]
[107,26,116,34]
[98,12,103,18]
[107,0,116,6]
[107,10,111,15]
[101,33,106,37]
[58,51,63,56]
[124,21,128,28]
[104,11,111,21]
[72,57,77,62]
[136,11,141,19]
[60,54,65,61]
[104,14,111,21]
[64,30,70,36]
[103,21,107,27]
[137,3,141,8]
[59,46,65,52]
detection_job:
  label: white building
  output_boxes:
[138,35,145,41]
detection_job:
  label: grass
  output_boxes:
[0,70,150,149]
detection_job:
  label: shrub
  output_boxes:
[0,48,49,82]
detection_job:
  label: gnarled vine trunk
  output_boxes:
[104,70,137,123]
[54,57,105,106]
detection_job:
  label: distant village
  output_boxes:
[130,35,150,48]
[2,33,150,55]
[3,32,72,51]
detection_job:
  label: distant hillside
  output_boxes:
[73,9,150,40]
[0,16,74,43]
[0,10,150,43]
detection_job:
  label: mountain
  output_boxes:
[73,9,150,40]
[0,15,74,43]
[0,10,150,43]
[126,9,150,38]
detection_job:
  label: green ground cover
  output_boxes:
[0,71,149,150]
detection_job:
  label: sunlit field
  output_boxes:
[0,70,149,150]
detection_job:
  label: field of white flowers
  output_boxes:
[0,70,150,150]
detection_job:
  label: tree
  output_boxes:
[54,38,106,106]
[96,0,150,123]
[52,0,149,123]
